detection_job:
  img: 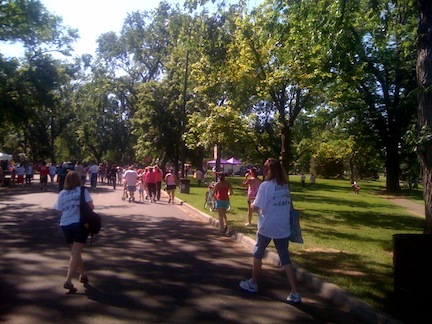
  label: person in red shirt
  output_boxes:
[154,165,163,201]
[145,167,157,203]
[38,161,50,191]
[213,173,233,234]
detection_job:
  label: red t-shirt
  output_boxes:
[145,171,156,184]
[215,184,230,200]
[39,165,50,176]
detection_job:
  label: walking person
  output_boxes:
[49,163,57,184]
[88,163,100,189]
[145,166,157,203]
[213,173,233,234]
[15,163,25,187]
[164,169,177,204]
[300,174,306,188]
[53,171,94,293]
[124,165,138,202]
[310,173,316,188]
[239,158,301,303]
[154,165,163,201]
[25,162,33,186]
[242,167,261,226]
[38,161,50,191]
[194,169,204,186]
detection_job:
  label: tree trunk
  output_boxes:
[417,0,432,234]
[385,139,402,192]
[280,125,291,177]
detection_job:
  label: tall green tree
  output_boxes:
[416,0,432,233]
[324,0,418,192]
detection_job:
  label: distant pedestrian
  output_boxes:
[310,173,316,188]
[213,173,233,234]
[88,163,100,189]
[38,162,50,191]
[242,167,261,226]
[164,169,177,204]
[239,158,301,303]
[154,165,163,201]
[124,165,138,202]
[53,171,94,293]
[108,165,117,189]
[25,163,33,186]
[300,174,306,188]
[49,164,57,183]
[194,169,204,186]
[15,164,25,187]
[145,166,157,203]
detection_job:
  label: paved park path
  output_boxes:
[0,181,405,323]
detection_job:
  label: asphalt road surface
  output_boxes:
[1,182,387,323]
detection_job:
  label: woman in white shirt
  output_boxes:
[53,171,94,293]
[239,158,301,303]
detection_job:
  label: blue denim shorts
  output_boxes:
[61,222,88,244]
[215,200,230,209]
[127,185,136,192]
[253,233,291,266]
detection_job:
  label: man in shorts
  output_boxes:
[124,165,138,202]
[38,161,50,191]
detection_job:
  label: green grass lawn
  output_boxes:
[176,175,425,315]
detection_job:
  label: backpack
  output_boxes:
[80,187,102,242]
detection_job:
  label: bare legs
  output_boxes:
[246,201,253,225]
[250,258,298,294]
[167,189,175,204]
[65,242,86,285]
[217,207,227,233]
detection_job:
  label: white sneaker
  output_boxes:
[239,279,258,293]
[287,292,301,303]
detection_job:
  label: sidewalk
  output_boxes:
[0,182,402,323]
[378,194,425,218]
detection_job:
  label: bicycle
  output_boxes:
[204,182,216,211]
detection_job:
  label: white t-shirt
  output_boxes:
[53,187,92,226]
[253,179,291,239]
[88,164,100,174]
[124,169,138,186]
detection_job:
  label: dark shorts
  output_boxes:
[40,175,48,184]
[61,222,88,244]
[166,184,176,190]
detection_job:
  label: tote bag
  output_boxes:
[289,207,303,244]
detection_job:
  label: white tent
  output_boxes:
[0,152,13,160]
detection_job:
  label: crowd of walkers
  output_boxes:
[1,161,180,201]
[2,157,302,303]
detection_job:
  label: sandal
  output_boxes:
[79,274,89,284]
[63,281,77,293]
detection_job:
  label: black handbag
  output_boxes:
[80,187,101,239]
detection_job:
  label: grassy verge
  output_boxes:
[176,175,425,315]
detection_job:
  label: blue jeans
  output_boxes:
[253,233,292,266]
[90,173,97,188]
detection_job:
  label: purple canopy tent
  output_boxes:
[207,158,229,165]
[226,157,243,165]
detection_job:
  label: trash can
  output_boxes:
[393,233,432,321]
[179,178,190,194]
